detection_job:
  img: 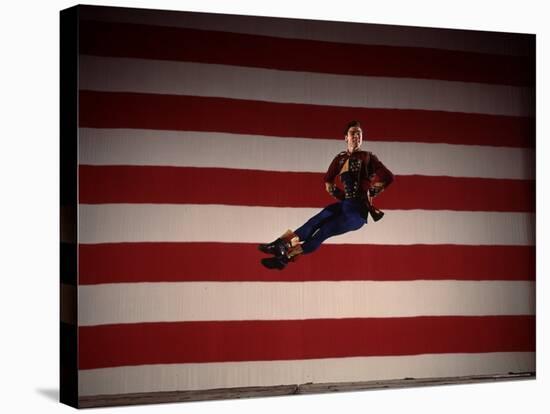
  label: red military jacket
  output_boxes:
[323,150,394,220]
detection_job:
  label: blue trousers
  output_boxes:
[294,199,367,254]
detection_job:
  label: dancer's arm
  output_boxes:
[368,153,394,197]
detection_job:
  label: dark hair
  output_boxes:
[344,120,361,136]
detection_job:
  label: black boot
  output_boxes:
[261,255,289,270]
[258,238,287,257]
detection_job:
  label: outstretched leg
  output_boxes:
[259,201,366,270]
[258,203,341,257]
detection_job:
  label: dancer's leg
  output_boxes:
[301,201,366,254]
[294,202,341,241]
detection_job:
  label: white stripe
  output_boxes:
[79,56,533,117]
[78,281,535,326]
[79,352,535,396]
[79,129,535,180]
[78,204,535,246]
[79,7,532,57]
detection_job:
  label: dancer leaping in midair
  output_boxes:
[259,120,394,270]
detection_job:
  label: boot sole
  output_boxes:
[260,258,286,270]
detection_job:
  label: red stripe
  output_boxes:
[78,316,535,369]
[78,243,535,284]
[79,165,535,212]
[79,20,534,86]
[79,91,534,148]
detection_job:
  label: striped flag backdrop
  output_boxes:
[74,5,535,402]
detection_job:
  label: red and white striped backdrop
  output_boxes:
[75,6,535,397]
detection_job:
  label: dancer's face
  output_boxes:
[345,126,363,152]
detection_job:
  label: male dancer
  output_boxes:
[259,120,394,270]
